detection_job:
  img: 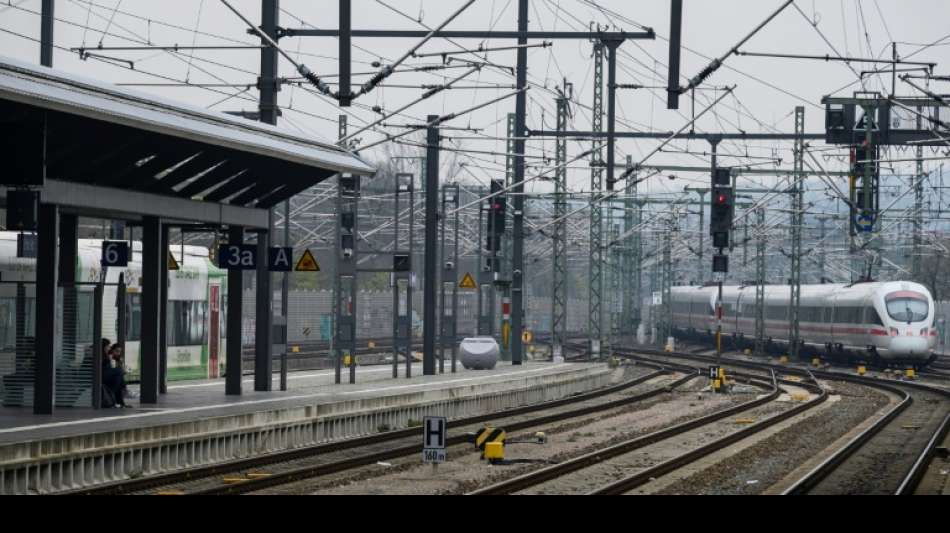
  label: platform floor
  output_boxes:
[0,361,585,445]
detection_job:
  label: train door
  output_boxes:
[209,284,220,379]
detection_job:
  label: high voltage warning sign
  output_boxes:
[295,249,320,272]
[167,250,180,271]
[459,273,477,290]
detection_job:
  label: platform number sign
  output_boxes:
[101,241,129,267]
[218,244,257,270]
[422,416,447,464]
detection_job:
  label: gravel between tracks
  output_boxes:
[253,373,747,495]
[650,380,889,495]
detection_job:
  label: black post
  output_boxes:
[605,40,621,191]
[260,0,280,391]
[281,199,290,391]
[510,0,528,366]
[339,0,352,107]
[92,283,103,409]
[254,229,273,391]
[140,216,161,404]
[667,0,683,110]
[159,225,169,394]
[259,0,280,125]
[33,203,58,414]
[40,0,54,67]
[226,226,244,395]
[422,116,440,376]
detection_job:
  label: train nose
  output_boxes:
[888,336,930,357]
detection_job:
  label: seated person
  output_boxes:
[103,342,129,408]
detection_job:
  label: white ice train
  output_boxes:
[670,281,937,365]
[0,232,227,383]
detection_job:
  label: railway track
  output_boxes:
[76,359,694,495]
[609,345,950,495]
[469,366,823,495]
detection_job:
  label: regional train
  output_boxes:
[0,232,227,383]
[670,281,938,366]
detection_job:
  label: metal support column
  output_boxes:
[226,226,244,395]
[159,224,169,394]
[912,111,924,280]
[140,216,161,404]
[40,0,54,67]
[477,197,494,337]
[501,113,517,361]
[589,41,605,359]
[439,184,460,373]
[818,217,827,283]
[281,201,290,391]
[696,190,706,284]
[552,91,569,359]
[789,106,805,359]
[392,173,414,378]
[754,208,766,356]
[510,0,528,367]
[335,172,359,385]
[34,203,58,414]
[338,0,352,107]
[254,228,272,391]
[660,223,673,345]
[423,115,440,376]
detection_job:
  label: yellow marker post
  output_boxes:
[906,368,916,380]
[857,365,866,376]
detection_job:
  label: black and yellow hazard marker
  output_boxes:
[474,426,507,454]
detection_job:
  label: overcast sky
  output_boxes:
[2,0,949,198]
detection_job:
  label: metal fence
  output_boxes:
[239,288,593,346]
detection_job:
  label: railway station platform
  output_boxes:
[0,361,609,494]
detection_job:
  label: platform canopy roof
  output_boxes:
[0,56,374,227]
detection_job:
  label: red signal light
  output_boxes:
[717,193,727,204]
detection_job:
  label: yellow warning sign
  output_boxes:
[522,330,534,345]
[295,249,320,272]
[459,272,477,289]
[167,250,180,271]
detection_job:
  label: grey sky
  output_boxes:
[2,0,949,198]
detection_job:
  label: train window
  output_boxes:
[126,294,142,342]
[168,301,209,346]
[866,308,883,326]
[885,292,929,323]
[75,292,95,344]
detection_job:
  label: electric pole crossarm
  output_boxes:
[281,29,655,40]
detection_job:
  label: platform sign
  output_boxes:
[708,366,720,379]
[218,244,257,270]
[101,241,129,267]
[268,247,293,272]
[422,416,447,464]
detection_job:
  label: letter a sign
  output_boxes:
[268,247,293,272]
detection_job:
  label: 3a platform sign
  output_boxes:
[218,244,257,270]
[422,416,447,464]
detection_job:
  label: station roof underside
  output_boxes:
[0,56,374,227]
